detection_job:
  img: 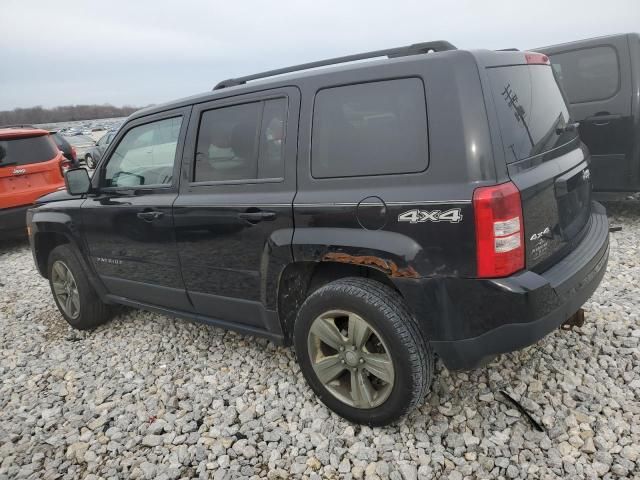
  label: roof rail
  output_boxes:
[0,124,36,129]
[213,40,457,90]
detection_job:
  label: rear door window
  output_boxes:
[311,78,428,178]
[194,97,287,183]
[549,46,620,103]
[0,135,58,167]
[487,65,573,163]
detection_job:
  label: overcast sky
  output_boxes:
[1,0,638,110]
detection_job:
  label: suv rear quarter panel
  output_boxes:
[293,51,497,279]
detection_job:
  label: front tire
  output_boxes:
[294,277,434,426]
[48,244,111,330]
[85,154,96,169]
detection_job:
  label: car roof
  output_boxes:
[535,32,640,51]
[0,127,50,140]
[129,47,529,122]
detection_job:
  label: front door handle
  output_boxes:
[238,211,276,223]
[137,211,165,222]
[582,113,621,126]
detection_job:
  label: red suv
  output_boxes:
[0,127,70,236]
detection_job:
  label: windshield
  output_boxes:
[487,64,575,163]
[0,135,58,166]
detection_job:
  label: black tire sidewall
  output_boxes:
[294,281,424,426]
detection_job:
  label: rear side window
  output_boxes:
[194,98,287,183]
[312,78,428,178]
[487,65,573,163]
[549,46,619,103]
[0,135,58,166]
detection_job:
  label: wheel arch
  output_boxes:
[276,259,409,344]
[30,213,109,300]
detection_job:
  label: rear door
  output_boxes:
[82,108,191,310]
[484,56,592,271]
[541,36,633,192]
[174,88,299,331]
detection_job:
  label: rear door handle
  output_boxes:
[238,211,276,223]
[137,211,164,221]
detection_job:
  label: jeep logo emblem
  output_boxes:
[12,168,26,175]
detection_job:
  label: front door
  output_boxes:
[545,36,634,191]
[174,88,300,332]
[82,108,192,310]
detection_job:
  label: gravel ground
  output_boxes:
[1,201,639,480]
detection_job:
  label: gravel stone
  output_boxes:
[1,200,639,479]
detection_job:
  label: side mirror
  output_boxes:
[64,168,91,195]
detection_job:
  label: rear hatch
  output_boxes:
[485,53,592,271]
[0,130,65,209]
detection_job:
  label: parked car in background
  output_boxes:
[0,127,69,237]
[84,130,116,168]
[538,33,640,194]
[28,41,609,425]
[50,131,79,167]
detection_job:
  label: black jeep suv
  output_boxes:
[28,41,610,425]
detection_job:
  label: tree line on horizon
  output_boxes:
[0,104,144,125]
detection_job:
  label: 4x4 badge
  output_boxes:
[398,208,463,224]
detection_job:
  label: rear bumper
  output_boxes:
[0,205,31,235]
[407,202,609,370]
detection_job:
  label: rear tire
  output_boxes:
[294,277,434,426]
[47,244,111,330]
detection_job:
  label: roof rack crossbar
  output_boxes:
[213,40,456,90]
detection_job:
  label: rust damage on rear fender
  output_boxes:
[322,252,419,278]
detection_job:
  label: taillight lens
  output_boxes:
[71,146,77,161]
[525,52,550,65]
[59,158,71,176]
[473,182,524,278]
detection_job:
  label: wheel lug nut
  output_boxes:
[341,360,345,364]
[339,347,344,352]
[359,358,364,364]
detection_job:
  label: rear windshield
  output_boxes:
[0,135,58,167]
[487,65,574,163]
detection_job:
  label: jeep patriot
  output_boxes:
[28,41,610,425]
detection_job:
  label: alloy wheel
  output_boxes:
[51,260,81,319]
[307,309,394,409]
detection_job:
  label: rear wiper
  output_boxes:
[555,122,580,135]
[0,161,17,167]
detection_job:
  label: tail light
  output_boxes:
[59,158,72,177]
[473,181,524,278]
[71,146,77,161]
[525,52,550,65]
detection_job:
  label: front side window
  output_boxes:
[104,116,182,188]
[550,46,620,103]
[312,78,429,178]
[194,98,287,183]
